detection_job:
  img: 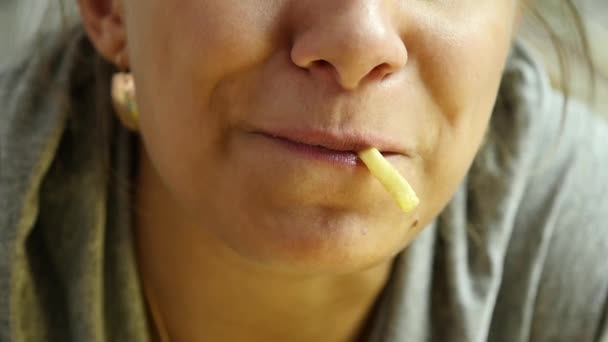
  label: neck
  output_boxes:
[133,152,393,342]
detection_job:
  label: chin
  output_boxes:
[218,206,415,275]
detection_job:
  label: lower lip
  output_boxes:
[259,134,366,167]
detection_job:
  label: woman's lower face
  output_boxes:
[116,0,520,274]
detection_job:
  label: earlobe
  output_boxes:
[78,0,128,67]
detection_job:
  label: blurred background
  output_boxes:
[1,0,606,116]
[519,0,607,117]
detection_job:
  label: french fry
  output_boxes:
[358,147,419,213]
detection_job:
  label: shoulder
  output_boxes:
[525,91,608,342]
[0,27,117,339]
[0,28,77,156]
[0,29,72,205]
[487,42,608,341]
[0,27,87,250]
[481,41,608,241]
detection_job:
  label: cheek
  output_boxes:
[411,5,516,222]
[123,0,283,205]
[125,0,280,93]
[415,9,514,122]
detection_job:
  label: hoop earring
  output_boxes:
[111,54,139,131]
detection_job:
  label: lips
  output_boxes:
[267,135,362,165]
[252,127,405,155]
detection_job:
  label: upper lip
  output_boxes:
[253,126,407,155]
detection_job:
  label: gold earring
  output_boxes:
[111,55,139,131]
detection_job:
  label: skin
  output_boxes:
[79,0,522,340]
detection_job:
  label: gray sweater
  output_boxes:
[1,27,608,342]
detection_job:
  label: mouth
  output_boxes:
[251,128,403,166]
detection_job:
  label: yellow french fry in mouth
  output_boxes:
[358,147,419,213]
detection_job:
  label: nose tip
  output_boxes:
[290,8,407,90]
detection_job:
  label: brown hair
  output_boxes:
[525,0,597,113]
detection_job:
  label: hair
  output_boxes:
[525,0,597,113]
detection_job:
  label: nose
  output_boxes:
[290,1,408,91]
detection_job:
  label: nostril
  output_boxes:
[369,63,392,81]
[308,59,340,81]
[311,59,335,74]
[312,60,332,69]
